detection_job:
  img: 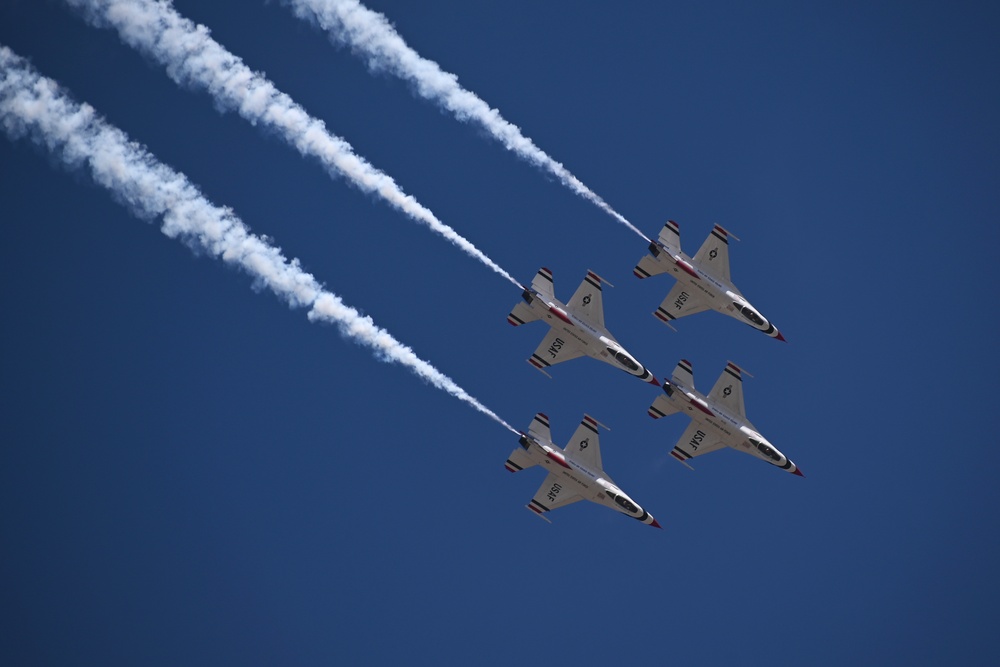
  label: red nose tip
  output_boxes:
[792,468,804,477]
[650,519,662,529]
[647,376,660,386]
[775,331,787,342]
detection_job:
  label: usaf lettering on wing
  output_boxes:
[547,337,565,358]
[688,429,707,451]
[673,291,690,310]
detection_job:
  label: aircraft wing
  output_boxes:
[565,271,605,329]
[654,283,711,325]
[563,414,602,471]
[707,362,746,419]
[527,471,583,516]
[692,225,732,283]
[669,421,727,465]
[528,328,586,374]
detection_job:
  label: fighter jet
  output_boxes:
[648,359,802,476]
[633,221,785,340]
[505,412,661,527]
[507,268,659,385]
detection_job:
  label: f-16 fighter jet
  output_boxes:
[505,413,661,527]
[507,268,659,385]
[648,359,802,476]
[633,221,785,340]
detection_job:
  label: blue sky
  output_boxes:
[1,1,998,664]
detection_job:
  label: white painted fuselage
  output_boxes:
[660,377,800,474]
[516,432,659,525]
[644,243,784,340]
[522,287,658,384]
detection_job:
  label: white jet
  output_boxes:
[633,221,785,340]
[505,412,661,527]
[648,359,803,476]
[507,268,659,385]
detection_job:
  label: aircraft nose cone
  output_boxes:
[650,518,662,529]
[647,376,661,386]
[792,467,804,477]
[775,331,787,342]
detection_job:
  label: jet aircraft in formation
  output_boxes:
[648,359,801,475]
[507,267,659,385]
[505,412,661,527]
[503,223,799,527]
[633,221,785,340]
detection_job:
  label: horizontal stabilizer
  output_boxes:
[530,267,555,302]
[657,220,681,253]
[527,412,553,444]
[504,446,537,473]
[672,358,695,389]
[507,300,539,327]
[648,394,681,420]
[633,253,669,279]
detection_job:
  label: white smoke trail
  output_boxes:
[282,0,649,242]
[62,0,522,287]
[0,45,518,436]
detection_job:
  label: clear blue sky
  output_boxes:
[1,1,998,665]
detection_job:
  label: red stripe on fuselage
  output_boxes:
[549,307,574,325]
[676,259,700,279]
[546,452,571,469]
[690,399,715,417]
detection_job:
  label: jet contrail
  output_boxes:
[281,0,649,242]
[63,0,521,287]
[0,45,518,436]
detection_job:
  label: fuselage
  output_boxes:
[523,289,657,384]
[648,243,782,339]
[660,378,799,474]
[518,433,658,525]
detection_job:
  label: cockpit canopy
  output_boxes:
[605,490,639,513]
[608,348,639,371]
[749,437,781,461]
[734,302,765,326]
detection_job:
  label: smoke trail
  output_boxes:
[282,0,649,242]
[63,0,522,287]
[0,44,518,436]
